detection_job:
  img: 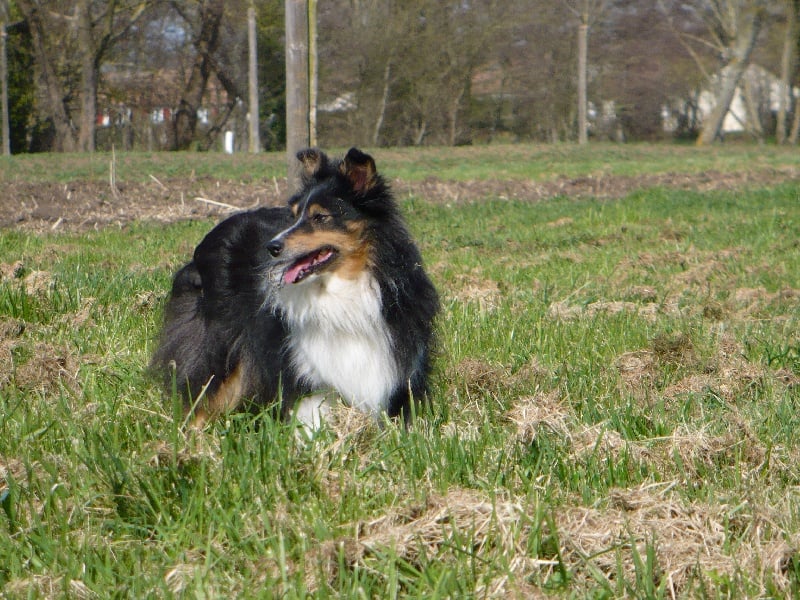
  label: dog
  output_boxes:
[151,148,439,429]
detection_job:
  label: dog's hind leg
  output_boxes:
[188,362,246,429]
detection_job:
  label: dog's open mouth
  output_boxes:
[283,247,336,284]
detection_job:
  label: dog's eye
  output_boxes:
[312,213,331,223]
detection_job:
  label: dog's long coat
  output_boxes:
[151,148,438,427]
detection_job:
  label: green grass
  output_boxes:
[3,142,800,184]
[1,145,799,598]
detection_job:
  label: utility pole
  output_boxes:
[247,1,260,153]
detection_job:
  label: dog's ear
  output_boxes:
[296,148,329,178]
[340,148,377,194]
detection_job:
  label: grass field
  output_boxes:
[3,142,800,184]
[1,144,799,598]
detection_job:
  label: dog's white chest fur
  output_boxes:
[276,271,398,415]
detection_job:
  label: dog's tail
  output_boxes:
[150,262,225,414]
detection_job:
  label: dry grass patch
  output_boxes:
[2,575,97,600]
[506,390,571,444]
[506,383,796,485]
[617,350,658,396]
[553,483,799,596]
[450,357,511,399]
[547,298,672,323]
[304,482,799,597]
[730,286,800,320]
[451,272,503,312]
[9,341,81,393]
[306,488,537,596]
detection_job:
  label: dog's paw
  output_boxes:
[293,392,336,438]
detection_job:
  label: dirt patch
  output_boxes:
[2,167,798,233]
[3,178,278,233]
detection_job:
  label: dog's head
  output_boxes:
[267,148,388,286]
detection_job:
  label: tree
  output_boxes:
[170,0,224,150]
[254,0,286,151]
[693,0,768,145]
[318,0,506,147]
[591,2,704,141]
[16,0,149,152]
[564,0,609,144]
[777,0,799,143]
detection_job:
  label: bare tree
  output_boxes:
[319,0,506,147]
[564,0,609,144]
[17,1,77,151]
[694,0,768,145]
[777,0,799,143]
[16,0,149,152]
[170,0,225,150]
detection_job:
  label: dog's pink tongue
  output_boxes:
[283,249,334,284]
[284,261,308,285]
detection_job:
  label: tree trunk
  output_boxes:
[247,3,260,153]
[741,75,763,141]
[77,0,97,152]
[790,98,800,144]
[373,60,391,146]
[413,120,426,146]
[696,8,763,145]
[285,0,310,191]
[777,0,799,144]
[1,21,9,155]
[447,82,467,146]
[577,21,588,144]
[173,0,224,150]
[17,0,77,151]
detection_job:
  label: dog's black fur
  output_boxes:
[151,148,438,425]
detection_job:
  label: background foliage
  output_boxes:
[3,0,799,152]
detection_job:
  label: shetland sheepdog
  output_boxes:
[151,148,439,429]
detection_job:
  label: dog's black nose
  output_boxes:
[267,239,283,257]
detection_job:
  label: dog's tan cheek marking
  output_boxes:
[188,362,246,428]
[334,222,371,280]
[336,240,372,280]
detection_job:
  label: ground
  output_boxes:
[2,167,795,232]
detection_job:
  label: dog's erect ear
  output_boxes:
[340,147,377,194]
[296,148,329,178]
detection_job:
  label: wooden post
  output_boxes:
[577,21,588,145]
[285,0,310,191]
[1,23,9,155]
[248,3,260,153]
[308,0,317,147]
